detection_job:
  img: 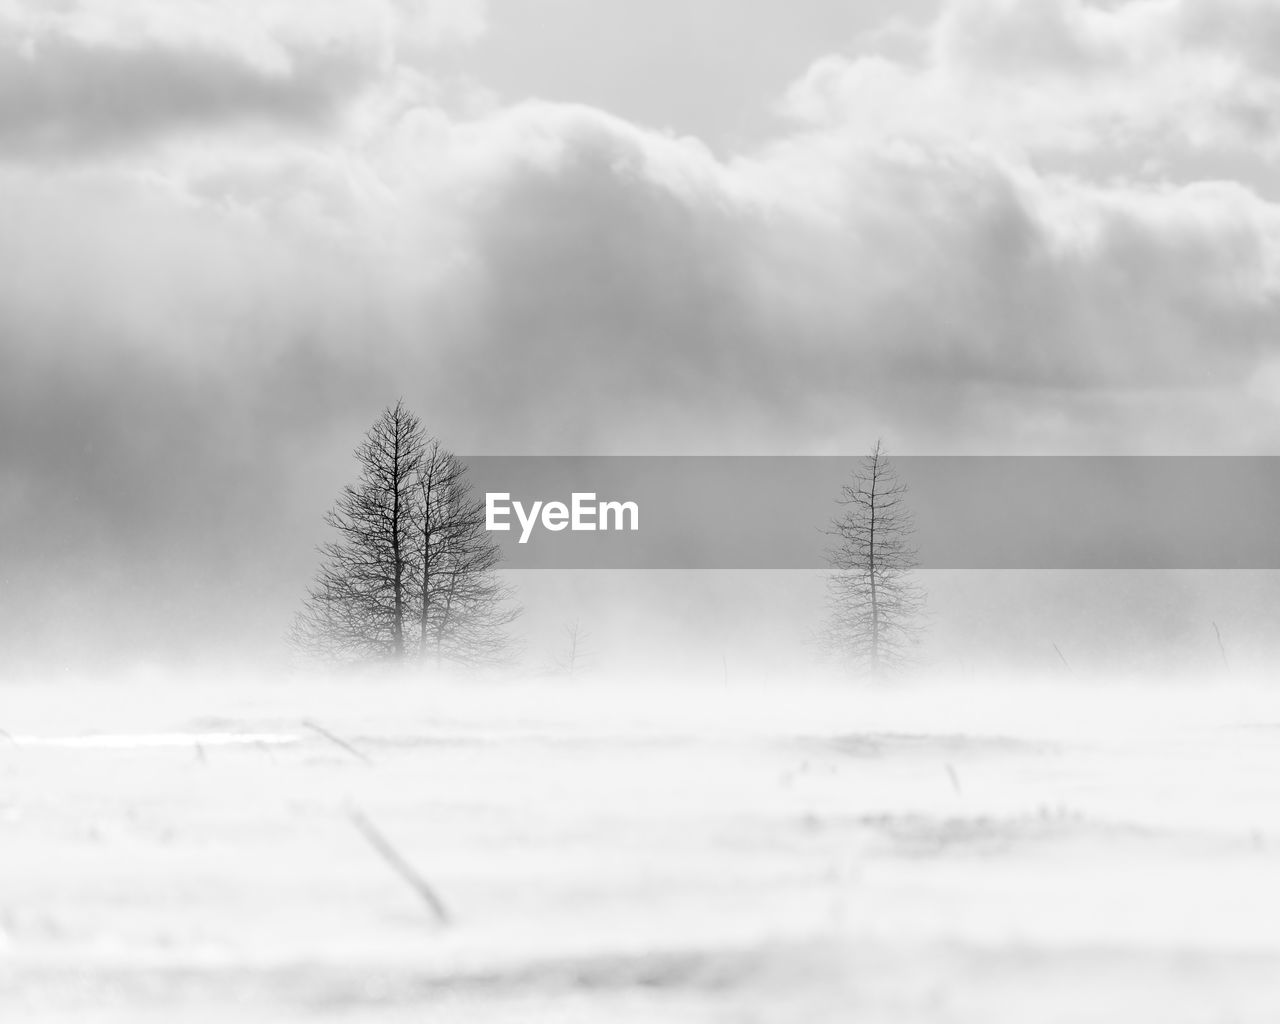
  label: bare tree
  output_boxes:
[558,619,589,678]
[292,402,518,667]
[414,440,519,668]
[823,440,924,676]
[291,401,424,662]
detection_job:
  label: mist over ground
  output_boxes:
[5,567,1276,683]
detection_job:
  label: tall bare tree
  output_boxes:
[292,402,518,667]
[413,439,519,667]
[823,440,924,676]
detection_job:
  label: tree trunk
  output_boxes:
[390,422,404,659]
[868,447,880,676]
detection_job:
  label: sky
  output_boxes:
[3,0,1280,670]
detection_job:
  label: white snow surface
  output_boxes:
[2,672,1279,1022]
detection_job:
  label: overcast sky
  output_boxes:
[3,0,1280,668]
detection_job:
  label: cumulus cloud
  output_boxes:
[786,0,1280,170]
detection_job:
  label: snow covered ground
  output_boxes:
[2,673,1280,1022]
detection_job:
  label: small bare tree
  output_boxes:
[292,402,518,667]
[559,619,590,678]
[823,440,924,677]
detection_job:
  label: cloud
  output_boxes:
[0,0,487,156]
[426,100,1280,448]
[785,0,1280,174]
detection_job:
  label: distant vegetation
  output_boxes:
[822,440,925,677]
[291,401,519,668]
[293,409,927,679]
